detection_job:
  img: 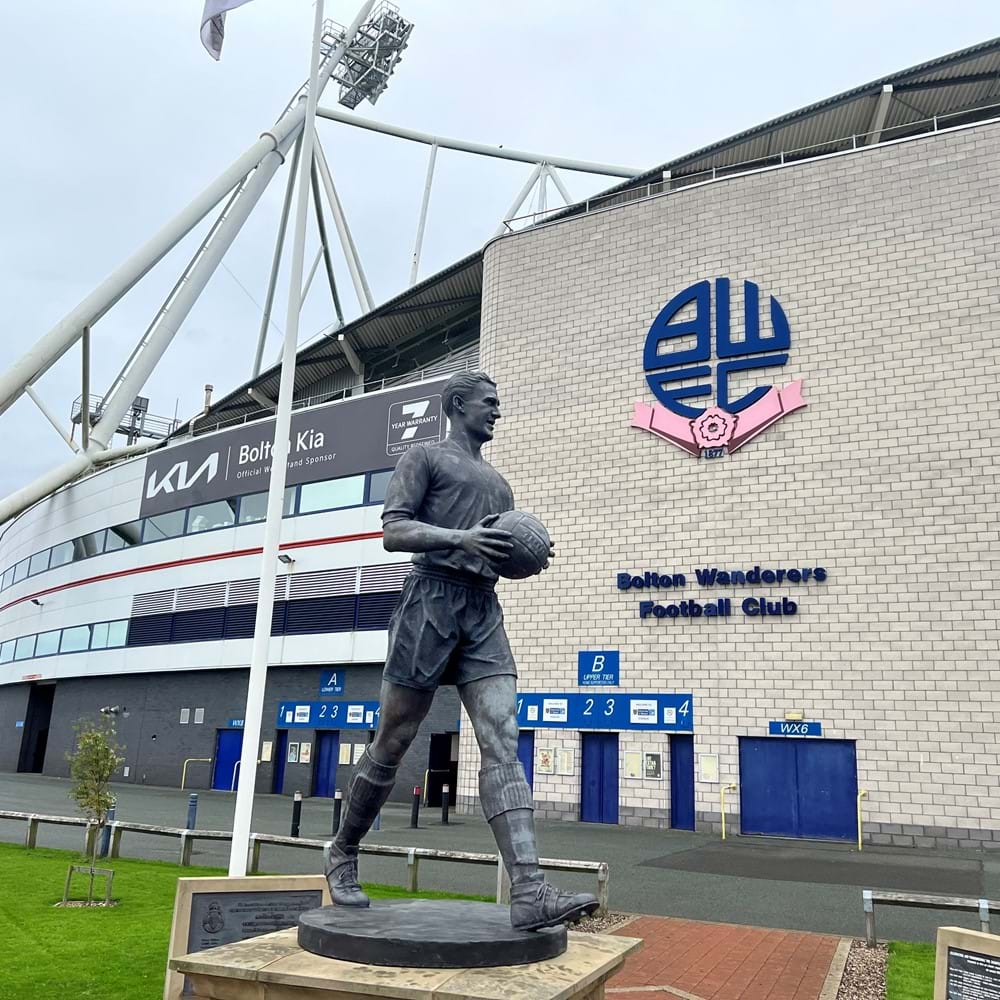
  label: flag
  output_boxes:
[201,0,256,61]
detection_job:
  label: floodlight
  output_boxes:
[322,2,413,110]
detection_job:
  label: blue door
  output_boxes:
[739,737,858,841]
[272,730,288,794]
[517,730,534,789]
[212,729,244,791]
[670,733,695,830]
[312,731,340,798]
[581,733,619,824]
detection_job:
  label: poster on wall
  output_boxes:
[299,742,312,764]
[338,743,352,765]
[352,744,365,764]
[698,753,719,783]
[287,743,299,764]
[623,751,642,779]
[260,741,273,763]
[556,750,574,776]
[644,752,663,780]
[536,748,555,774]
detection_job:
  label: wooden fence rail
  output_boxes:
[863,889,998,946]
[0,809,609,913]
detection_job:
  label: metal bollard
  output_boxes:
[441,784,450,825]
[98,800,116,858]
[410,786,421,828]
[332,790,343,836]
[291,790,303,838]
[374,810,381,832]
[186,793,199,831]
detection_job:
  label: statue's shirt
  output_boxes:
[381,439,515,582]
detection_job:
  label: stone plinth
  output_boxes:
[170,925,641,1000]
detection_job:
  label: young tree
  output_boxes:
[67,715,125,868]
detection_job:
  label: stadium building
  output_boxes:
[1,36,999,848]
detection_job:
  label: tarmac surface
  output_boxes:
[2,772,998,944]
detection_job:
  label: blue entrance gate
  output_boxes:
[581,732,619,824]
[670,733,695,830]
[212,729,244,791]
[517,730,534,789]
[313,731,340,798]
[739,737,858,841]
[272,731,288,794]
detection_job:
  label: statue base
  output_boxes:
[298,899,565,967]
[170,918,640,1000]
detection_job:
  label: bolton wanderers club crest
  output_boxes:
[630,278,806,458]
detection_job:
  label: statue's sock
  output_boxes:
[480,761,538,884]
[332,748,398,857]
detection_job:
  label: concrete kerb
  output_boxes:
[818,938,853,1000]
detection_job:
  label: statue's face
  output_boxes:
[456,381,501,442]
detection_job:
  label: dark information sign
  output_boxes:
[948,946,1000,999]
[186,888,322,951]
[182,888,322,995]
[140,379,447,517]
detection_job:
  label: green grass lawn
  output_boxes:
[0,842,489,1000]
[885,940,936,1000]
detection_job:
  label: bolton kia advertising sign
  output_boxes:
[631,278,806,459]
[139,379,447,517]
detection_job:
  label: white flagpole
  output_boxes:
[227,0,326,877]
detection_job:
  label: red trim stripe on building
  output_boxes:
[0,531,384,614]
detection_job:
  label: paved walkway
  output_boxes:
[609,917,847,1000]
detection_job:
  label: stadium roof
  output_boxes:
[584,34,1000,201]
[191,35,1000,432]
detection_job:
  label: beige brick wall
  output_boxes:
[461,121,1000,846]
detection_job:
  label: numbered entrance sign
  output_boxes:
[516,693,692,732]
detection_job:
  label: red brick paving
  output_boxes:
[609,916,842,1000]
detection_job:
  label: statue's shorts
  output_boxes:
[382,568,517,691]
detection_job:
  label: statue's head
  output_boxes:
[443,371,500,442]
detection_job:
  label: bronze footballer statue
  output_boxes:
[323,371,598,931]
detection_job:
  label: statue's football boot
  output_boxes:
[324,842,370,907]
[509,873,599,931]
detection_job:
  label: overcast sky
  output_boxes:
[0,1,996,504]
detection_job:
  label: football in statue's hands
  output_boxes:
[492,510,551,579]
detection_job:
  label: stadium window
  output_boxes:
[28,549,51,576]
[74,530,106,561]
[237,487,295,524]
[90,622,110,649]
[1,569,12,590]
[0,641,13,663]
[298,476,364,514]
[106,521,142,550]
[48,541,74,569]
[106,620,128,648]
[59,625,91,653]
[187,498,237,533]
[34,630,61,656]
[143,510,186,542]
[12,560,28,584]
[14,635,36,660]
[366,469,394,504]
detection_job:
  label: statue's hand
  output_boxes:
[460,516,513,565]
[534,540,556,575]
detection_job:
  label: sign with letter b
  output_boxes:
[578,650,620,687]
